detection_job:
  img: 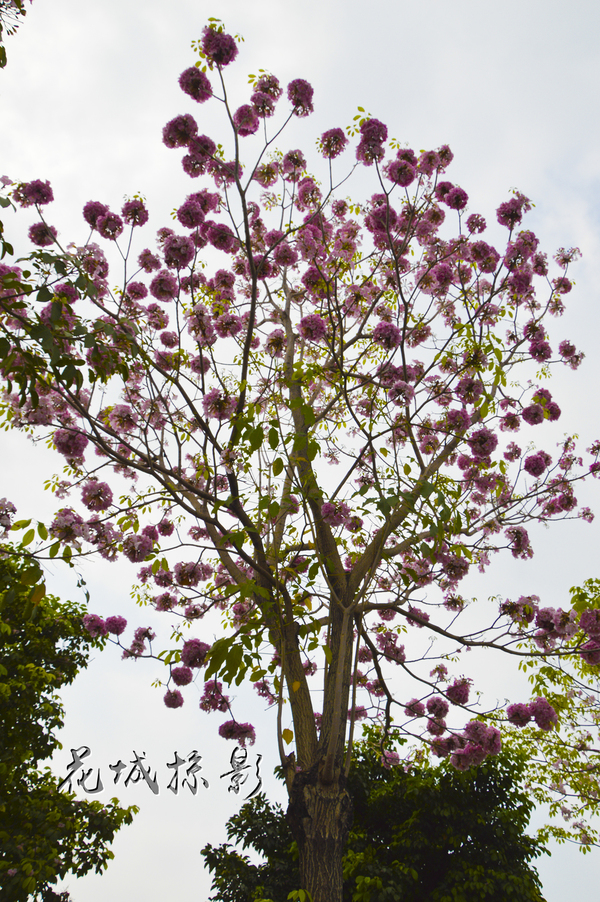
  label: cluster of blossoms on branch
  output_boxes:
[2,20,599,777]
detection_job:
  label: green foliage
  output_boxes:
[202,744,547,902]
[504,577,600,850]
[0,549,137,900]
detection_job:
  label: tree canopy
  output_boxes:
[0,530,136,901]
[1,19,599,900]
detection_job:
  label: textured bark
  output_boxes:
[287,765,353,902]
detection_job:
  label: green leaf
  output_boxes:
[248,425,264,453]
[282,728,294,745]
[272,457,284,476]
[307,440,319,461]
[21,529,35,547]
[268,427,279,450]
[48,541,60,558]
[37,522,48,541]
[308,562,319,579]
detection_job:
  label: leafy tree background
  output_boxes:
[0,544,137,900]
[203,742,548,902]
[1,0,600,900]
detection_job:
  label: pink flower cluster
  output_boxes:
[218,720,256,746]
[506,696,558,731]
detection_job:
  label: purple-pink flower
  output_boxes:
[372,321,401,350]
[299,313,328,343]
[150,270,179,302]
[179,67,212,102]
[523,451,552,478]
[467,427,498,460]
[319,128,348,159]
[287,79,314,116]
[200,679,230,712]
[233,104,260,136]
[218,720,256,746]
[529,696,558,731]
[446,678,470,706]
[83,613,108,638]
[172,665,194,686]
[28,222,57,246]
[201,26,238,67]
[506,702,532,727]
[163,114,198,148]
[181,638,211,668]
[164,689,184,708]
[202,388,237,420]
[122,534,153,563]
[53,429,89,459]
[81,480,113,511]
[321,501,351,528]
[404,698,426,718]
[14,179,54,207]
[105,615,127,636]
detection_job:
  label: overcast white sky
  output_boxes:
[2,0,600,898]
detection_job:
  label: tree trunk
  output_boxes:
[287,765,353,902]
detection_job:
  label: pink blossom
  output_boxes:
[28,222,57,246]
[83,613,108,638]
[164,689,184,708]
[181,638,210,668]
[179,67,212,102]
[523,451,552,478]
[150,269,178,301]
[172,665,194,686]
[202,388,237,420]
[427,718,446,736]
[299,313,328,342]
[163,234,195,269]
[529,696,558,731]
[14,179,54,207]
[321,500,351,528]
[580,640,600,666]
[579,609,600,637]
[233,104,260,136]
[122,534,153,563]
[201,26,238,67]
[427,696,449,719]
[404,698,426,718]
[122,198,149,226]
[218,720,256,746]
[506,703,532,726]
[105,615,127,635]
[372,321,401,349]
[200,679,230,712]
[287,79,314,116]
[81,480,113,511]
[319,128,348,159]
[381,749,400,769]
[53,429,89,459]
[446,679,470,706]
[50,508,88,544]
[467,427,498,460]
[505,526,532,560]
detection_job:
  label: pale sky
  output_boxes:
[2,0,600,898]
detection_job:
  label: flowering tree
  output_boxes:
[1,20,600,900]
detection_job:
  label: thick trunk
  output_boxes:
[287,765,353,902]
